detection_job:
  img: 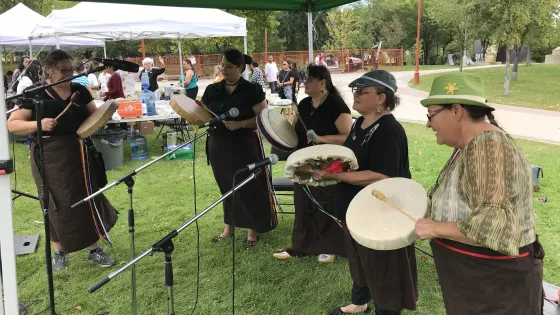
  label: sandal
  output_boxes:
[245,235,260,247]
[211,234,231,243]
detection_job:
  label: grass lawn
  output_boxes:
[408,64,560,111]
[10,122,560,315]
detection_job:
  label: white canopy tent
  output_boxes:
[0,3,105,55]
[30,2,248,72]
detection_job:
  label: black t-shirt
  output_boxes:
[278,69,294,84]
[201,77,265,139]
[31,83,93,137]
[140,68,165,92]
[295,94,350,149]
[334,114,411,220]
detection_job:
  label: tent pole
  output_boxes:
[307,6,313,64]
[178,37,183,82]
[104,45,107,58]
[243,36,247,54]
[55,35,60,49]
[28,39,33,58]
[0,45,21,315]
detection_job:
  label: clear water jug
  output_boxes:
[130,130,148,160]
[138,89,156,116]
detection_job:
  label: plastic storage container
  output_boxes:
[165,143,194,161]
[92,128,128,170]
[130,129,149,160]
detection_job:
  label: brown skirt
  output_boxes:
[430,238,544,315]
[207,131,276,233]
[30,136,118,253]
[342,222,418,312]
[289,184,346,256]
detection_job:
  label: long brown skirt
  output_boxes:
[207,132,276,233]
[289,184,346,256]
[431,238,544,315]
[342,222,418,312]
[30,136,118,253]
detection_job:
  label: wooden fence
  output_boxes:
[126,48,404,80]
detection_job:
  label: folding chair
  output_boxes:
[270,146,295,214]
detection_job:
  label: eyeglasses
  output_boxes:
[352,87,380,95]
[426,107,446,122]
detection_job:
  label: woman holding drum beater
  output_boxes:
[273,64,352,263]
[8,49,118,271]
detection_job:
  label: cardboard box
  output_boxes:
[138,121,154,135]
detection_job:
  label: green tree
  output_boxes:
[277,11,330,51]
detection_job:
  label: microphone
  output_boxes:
[241,154,279,172]
[93,58,140,73]
[199,108,239,128]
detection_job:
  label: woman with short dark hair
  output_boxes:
[201,48,277,246]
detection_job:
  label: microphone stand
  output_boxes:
[72,127,212,315]
[88,169,264,315]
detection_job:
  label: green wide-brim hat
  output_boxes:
[420,72,494,110]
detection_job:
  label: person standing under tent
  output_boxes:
[179,58,198,100]
[139,56,166,92]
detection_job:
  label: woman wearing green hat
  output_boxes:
[313,70,417,315]
[415,72,544,315]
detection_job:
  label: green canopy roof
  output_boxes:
[79,0,357,11]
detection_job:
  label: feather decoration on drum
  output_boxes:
[285,144,359,186]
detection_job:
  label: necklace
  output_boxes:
[310,92,329,116]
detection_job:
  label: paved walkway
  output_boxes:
[172,65,560,145]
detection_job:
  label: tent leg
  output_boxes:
[178,38,183,81]
[104,45,107,58]
[0,46,20,315]
[28,40,33,58]
[307,7,313,64]
[243,36,247,54]
[55,36,60,49]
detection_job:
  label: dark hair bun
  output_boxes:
[243,54,252,65]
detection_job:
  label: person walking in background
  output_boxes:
[265,54,279,93]
[250,61,266,91]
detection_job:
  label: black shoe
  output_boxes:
[329,305,371,315]
[87,247,115,267]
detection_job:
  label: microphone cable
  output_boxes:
[188,128,201,315]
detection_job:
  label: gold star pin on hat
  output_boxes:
[444,83,459,95]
